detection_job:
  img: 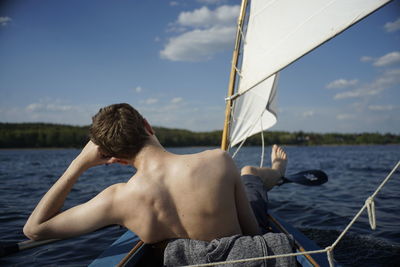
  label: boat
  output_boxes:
[89,0,392,266]
[89,210,334,267]
[88,211,332,267]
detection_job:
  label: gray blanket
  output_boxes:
[164,233,296,266]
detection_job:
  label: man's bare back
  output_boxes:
[109,147,260,243]
[24,105,260,244]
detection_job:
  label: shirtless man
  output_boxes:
[23,103,291,262]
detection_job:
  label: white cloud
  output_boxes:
[161,5,239,62]
[360,56,374,63]
[384,17,400,32]
[336,114,355,120]
[361,52,400,67]
[373,51,400,67]
[373,68,400,87]
[138,103,224,131]
[171,97,183,104]
[197,0,228,5]
[134,86,143,93]
[334,91,363,99]
[26,103,76,112]
[177,7,214,27]
[161,26,235,61]
[368,105,395,111]
[0,99,101,125]
[326,79,358,89]
[143,98,159,105]
[302,110,314,118]
[0,16,12,27]
[177,5,239,28]
[334,69,400,100]
[25,103,42,112]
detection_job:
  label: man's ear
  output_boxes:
[143,119,155,135]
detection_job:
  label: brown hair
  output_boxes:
[89,103,149,158]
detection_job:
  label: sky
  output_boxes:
[0,0,399,134]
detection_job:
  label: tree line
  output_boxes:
[0,123,399,148]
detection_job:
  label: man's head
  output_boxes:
[89,103,150,159]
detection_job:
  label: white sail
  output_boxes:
[230,74,278,147]
[229,0,391,147]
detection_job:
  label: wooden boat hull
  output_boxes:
[268,212,332,267]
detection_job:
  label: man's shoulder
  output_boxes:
[198,149,233,164]
[201,148,229,158]
[101,183,126,199]
[198,149,237,174]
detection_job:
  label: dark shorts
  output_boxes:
[241,174,270,234]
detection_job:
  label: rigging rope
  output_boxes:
[326,246,335,267]
[238,23,246,45]
[366,197,376,230]
[231,110,266,159]
[259,117,265,168]
[234,66,243,78]
[183,248,327,267]
[181,160,400,267]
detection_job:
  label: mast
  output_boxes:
[220,0,248,151]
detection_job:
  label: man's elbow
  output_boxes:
[23,223,43,241]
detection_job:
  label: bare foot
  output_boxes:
[271,144,287,177]
[240,145,288,191]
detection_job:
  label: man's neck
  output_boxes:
[131,136,173,171]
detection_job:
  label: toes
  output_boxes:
[274,146,287,159]
[272,144,277,154]
[272,144,288,162]
[277,147,283,156]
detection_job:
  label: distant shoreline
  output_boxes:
[1,122,399,148]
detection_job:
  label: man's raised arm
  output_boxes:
[23,141,120,240]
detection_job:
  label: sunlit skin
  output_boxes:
[24,121,265,244]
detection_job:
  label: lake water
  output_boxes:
[0,145,399,266]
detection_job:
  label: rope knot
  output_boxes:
[225,96,233,102]
[225,93,240,102]
[325,246,335,267]
[366,196,376,230]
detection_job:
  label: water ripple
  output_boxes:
[1,145,399,266]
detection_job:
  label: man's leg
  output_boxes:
[241,144,287,191]
[240,145,288,233]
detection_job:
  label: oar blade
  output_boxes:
[283,170,328,186]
